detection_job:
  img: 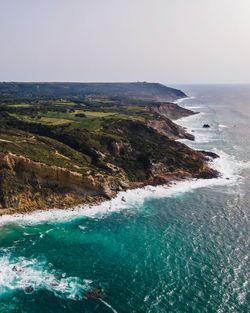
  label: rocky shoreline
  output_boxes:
[0,121,219,217]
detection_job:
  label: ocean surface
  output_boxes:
[0,85,250,313]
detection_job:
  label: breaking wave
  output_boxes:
[0,254,91,300]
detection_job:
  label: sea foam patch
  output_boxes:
[219,124,229,128]
[0,255,91,300]
[174,96,195,104]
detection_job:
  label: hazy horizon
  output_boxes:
[1,0,250,84]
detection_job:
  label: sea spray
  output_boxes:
[0,254,91,300]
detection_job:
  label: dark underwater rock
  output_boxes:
[203,124,210,128]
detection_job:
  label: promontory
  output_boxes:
[0,82,218,215]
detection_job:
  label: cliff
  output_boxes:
[151,102,196,120]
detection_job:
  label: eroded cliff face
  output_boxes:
[151,102,196,120]
[146,102,196,141]
[0,152,122,214]
[0,142,218,215]
[146,117,195,141]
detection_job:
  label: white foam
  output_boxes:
[185,106,202,110]
[177,114,218,145]
[174,96,195,104]
[0,255,91,300]
[99,299,119,313]
[78,225,87,231]
[219,124,229,128]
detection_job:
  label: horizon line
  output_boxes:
[1,81,250,85]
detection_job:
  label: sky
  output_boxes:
[0,0,250,84]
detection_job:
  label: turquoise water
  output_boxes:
[0,85,250,312]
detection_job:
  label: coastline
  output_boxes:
[0,97,240,225]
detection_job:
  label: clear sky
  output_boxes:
[0,0,250,83]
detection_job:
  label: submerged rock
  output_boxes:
[24,286,34,294]
[84,287,104,300]
[203,124,210,128]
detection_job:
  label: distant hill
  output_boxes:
[0,82,186,102]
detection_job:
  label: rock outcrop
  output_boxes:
[151,102,196,120]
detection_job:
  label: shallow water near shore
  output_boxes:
[0,85,250,313]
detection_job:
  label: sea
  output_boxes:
[0,85,249,313]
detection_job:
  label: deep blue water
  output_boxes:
[0,85,249,313]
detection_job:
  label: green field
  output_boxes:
[8,105,146,133]
[7,103,33,108]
